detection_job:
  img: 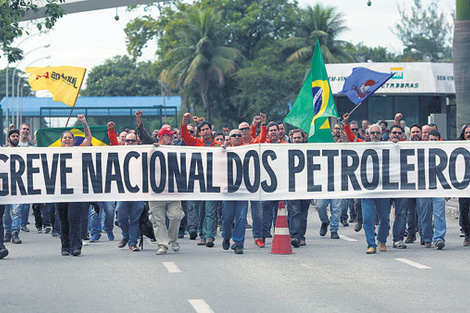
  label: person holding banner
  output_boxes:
[458,124,470,246]
[181,113,222,248]
[221,129,249,254]
[55,115,92,256]
[362,124,392,254]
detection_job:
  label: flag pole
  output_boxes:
[348,101,363,117]
[64,69,86,127]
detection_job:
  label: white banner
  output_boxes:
[1,141,469,204]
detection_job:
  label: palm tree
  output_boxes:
[283,4,353,64]
[454,0,470,132]
[167,7,243,122]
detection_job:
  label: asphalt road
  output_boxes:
[1,199,470,313]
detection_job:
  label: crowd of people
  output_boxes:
[1,110,469,259]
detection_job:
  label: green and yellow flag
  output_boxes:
[26,66,86,107]
[36,126,110,147]
[284,41,338,143]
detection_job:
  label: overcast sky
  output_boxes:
[1,0,455,89]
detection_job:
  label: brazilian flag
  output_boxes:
[36,126,110,147]
[284,40,338,143]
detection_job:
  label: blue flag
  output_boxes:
[339,67,394,105]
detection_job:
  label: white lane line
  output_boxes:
[162,262,181,273]
[188,299,215,313]
[339,235,357,242]
[395,258,431,269]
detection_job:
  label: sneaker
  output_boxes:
[319,222,329,237]
[4,233,11,243]
[189,231,198,240]
[378,242,386,252]
[330,232,340,239]
[170,241,180,252]
[197,239,206,246]
[106,232,115,241]
[61,250,70,256]
[340,218,349,227]
[44,226,52,234]
[51,232,60,237]
[205,238,214,247]
[71,249,81,256]
[178,232,184,239]
[393,241,407,249]
[11,232,22,244]
[118,239,128,248]
[405,236,416,244]
[254,239,265,248]
[156,245,168,255]
[291,238,300,248]
[234,244,244,254]
[299,240,306,246]
[129,245,140,252]
[464,237,470,246]
[460,231,466,238]
[90,234,101,243]
[435,240,445,250]
[424,242,432,248]
[21,226,30,232]
[37,227,43,233]
[366,247,376,254]
[354,222,362,232]
[0,248,9,259]
[223,239,231,250]
[265,233,273,238]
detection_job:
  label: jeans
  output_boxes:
[222,201,248,246]
[316,199,343,232]
[90,202,116,236]
[262,200,279,236]
[417,198,433,243]
[392,198,410,242]
[287,200,309,241]
[418,198,446,243]
[341,199,356,221]
[362,198,391,248]
[459,198,470,237]
[179,201,198,235]
[3,204,22,234]
[251,201,263,240]
[20,203,30,227]
[148,201,184,246]
[195,201,218,241]
[0,205,5,249]
[116,201,145,247]
[55,202,87,253]
[406,199,418,237]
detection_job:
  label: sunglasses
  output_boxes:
[334,127,341,130]
[351,128,358,131]
[239,127,250,131]
[125,139,137,143]
[370,131,381,135]
[230,134,242,138]
[391,131,402,135]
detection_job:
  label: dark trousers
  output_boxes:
[354,199,362,223]
[0,205,5,249]
[460,198,470,237]
[32,203,54,229]
[55,202,87,253]
[406,198,418,237]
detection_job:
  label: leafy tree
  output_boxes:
[347,43,398,63]
[0,67,32,99]
[393,0,453,61]
[81,55,161,96]
[166,7,243,122]
[454,0,470,131]
[283,4,354,64]
[0,0,65,62]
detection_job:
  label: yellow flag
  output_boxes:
[26,66,86,107]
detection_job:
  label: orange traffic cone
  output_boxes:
[271,201,293,254]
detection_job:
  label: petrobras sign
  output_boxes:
[326,62,454,95]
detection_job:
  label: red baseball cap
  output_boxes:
[158,127,175,138]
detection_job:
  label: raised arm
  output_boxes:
[77,114,92,146]
[107,121,119,146]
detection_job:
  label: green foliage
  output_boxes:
[393,0,453,61]
[347,43,399,63]
[283,4,354,64]
[81,55,162,96]
[0,0,65,62]
[0,68,33,99]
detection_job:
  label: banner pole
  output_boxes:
[348,101,363,116]
[65,106,75,127]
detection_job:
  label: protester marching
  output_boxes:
[2,42,470,261]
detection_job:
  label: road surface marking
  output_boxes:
[339,235,357,242]
[395,258,431,269]
[162,262,181,273]
[189,299,214,313]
